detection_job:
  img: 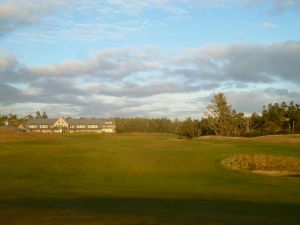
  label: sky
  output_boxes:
[0,0,300,119]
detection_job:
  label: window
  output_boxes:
[105,121,113,125]
[70,125,75,128]
[29,125,37,128]
[40,125,48,128]
[102,128,114,133]
[88,125,98,129]
[77,125,85,128]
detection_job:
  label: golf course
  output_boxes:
[0,128,300,225]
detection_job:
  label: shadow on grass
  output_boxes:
[0,197,300,225]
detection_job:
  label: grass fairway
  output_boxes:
[0,129,300,225]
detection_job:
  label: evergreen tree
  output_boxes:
[42,112,48,119]
[35,111,41,119]
[206,93,235,136]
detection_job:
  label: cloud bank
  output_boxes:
[1,42,300,117]
[0,0,65,36]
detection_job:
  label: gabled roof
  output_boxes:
[22,115,33,120]
[17,124,26,130]
[17,123,25,128]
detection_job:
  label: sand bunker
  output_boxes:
[222,154,300,177]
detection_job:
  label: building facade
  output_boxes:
[22,117,116,133]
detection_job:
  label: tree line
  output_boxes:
[1,95,300,137]
[207,93,300,137]
[115,93,300,137]
[0,111,47,127]
[115,117,214,138]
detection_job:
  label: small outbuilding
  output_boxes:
[0,121,16,130]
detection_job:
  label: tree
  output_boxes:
[262,102,288,134]
[8,113,17,119]
[35,111,41,119]
[178,117,199,138]
[42,112,48,119]
[249,113,264,132]
[199,118,214,136]
[287,101,297,132]
[206,93,236,136]
[232,111,247,137]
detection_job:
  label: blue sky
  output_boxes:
[0,0,300,118]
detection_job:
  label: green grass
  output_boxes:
[0,132,300,224]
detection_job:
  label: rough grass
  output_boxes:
[0,130,300,224]
[0,127,67,143]
[222,154,300,172]
[198,134,300,144]
[222,154,300,177]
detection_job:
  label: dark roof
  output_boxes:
[26,118,57,125]
[66,118,115,126]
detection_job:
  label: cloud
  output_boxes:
[1,42,300,117]
[10,20,150,44]
[226,88,300,114]
[0,0,65,36]
[268,0,300,13]
[0,52,30,83]
[260,21,277,29]
[87,80,206,98]
[264,87,300,99]
[0,47,161,83]
[2,42,300,86]
[174,41,300,84]
[0,52,18,72]
[1,0,298,42]
[0,83,28,104]
[99,0,300,14]
[30,47,161,80]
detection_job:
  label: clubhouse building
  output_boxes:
[19,117,116,133]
